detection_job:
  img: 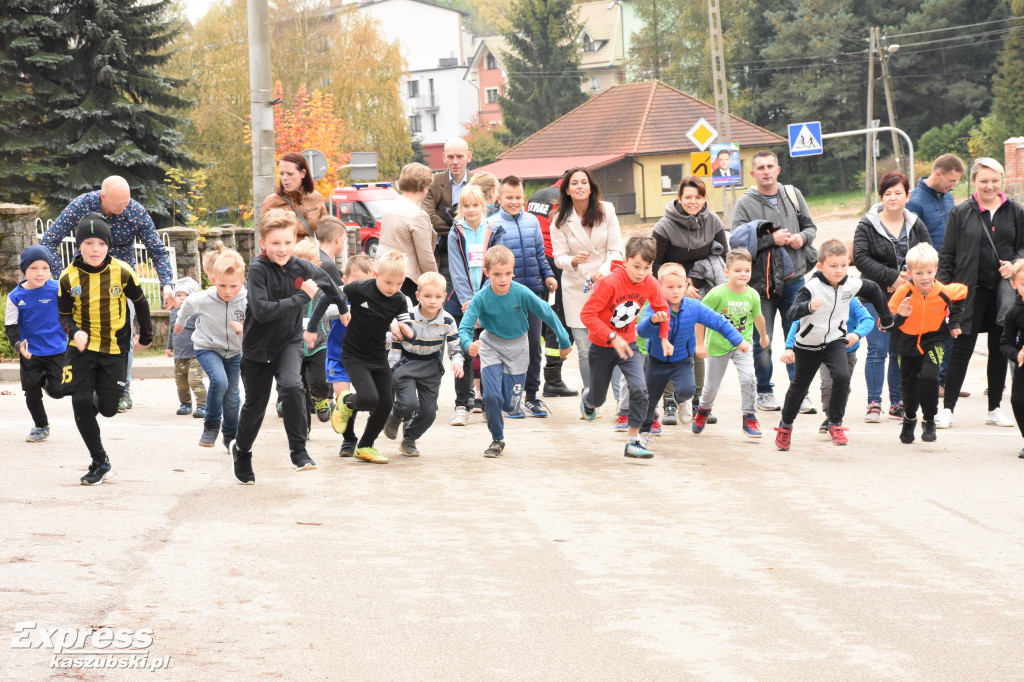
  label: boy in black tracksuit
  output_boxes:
[1000,260,1024,458]
[230,210,347,485]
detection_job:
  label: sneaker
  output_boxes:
[339,440,357,457]
[638,432,652,450]
[662,401,678,426]
[922,419,937,442]
[819,418,830,434]
[231,441,255,484]
[117,396,128,413]
[355,446,389,463]
[313,397,332,423]
[888,401,905,420]
[199,427,218,448]
[505,405,526,419]
[276,400,283,418]
[900,417,917,444]
[194,405,207,419]
[472,398,484,413]
[774,422,793,451]
[80,457,111,485]
[799,395,817,414]
[176,403,192,415]
[742,413,762,438]
[484,439,505,458]
[290,450,317,471]
[651,413,662,435]
[399,439,420,457]
[865,401,882,423]
[757,392,780,411]
[678,401,693,424]
[580,397,597,421]
[828,424,849,445]
[692,406,711,434]
[450,405,469,426]
[624,439,654,459]
[26,425,50,442]
[332,391,355,433]
[935,408,953,429]
[543,380,578,397]
[706,412,718,425]
[614,413,628,431]
[1018,447,1024,459]
[987,407,1015,427]
[222,433,234,451]
[383,412,402,440]
[524,398,549,418]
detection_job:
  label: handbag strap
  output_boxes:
[281,193,312,236]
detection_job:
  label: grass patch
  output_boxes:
[803,190,865,213]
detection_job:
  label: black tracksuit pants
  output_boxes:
[782,340,850,425]
[237,343,307,455]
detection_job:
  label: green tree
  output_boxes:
[988,4,1024,160]
[918,114,975,161]
[499,0,588,140]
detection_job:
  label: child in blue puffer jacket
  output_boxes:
[636,262,748,452]
[782,296,874,434]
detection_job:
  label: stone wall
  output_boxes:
[0,204,40,291]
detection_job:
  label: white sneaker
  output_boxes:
[935,408,953,429]
[757,392,780,411]
[450,406,469,426]
[679,402,693,424]
[638,432,651,450]
[986,407,1015,427]
[799,395,817,414]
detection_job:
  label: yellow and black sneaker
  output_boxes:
[331,391,354,434]
[355,446,389,464]
[484,440,505,458]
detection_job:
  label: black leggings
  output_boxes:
[72,391,119,458]
[344,359,394,449]
[1011,365,1024,438]
[900,342,943,421]
[943,286,1008,412]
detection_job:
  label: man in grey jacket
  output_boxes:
[731,150,818,412]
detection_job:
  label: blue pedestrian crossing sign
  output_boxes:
[788,121,823,157]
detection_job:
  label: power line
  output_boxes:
[892,24,1024,49]
[885,15,1020,40]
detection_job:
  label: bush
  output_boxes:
[918,115,975,162]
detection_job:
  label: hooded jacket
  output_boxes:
[177,286,247,358]
[888,280,968,356]
[853,204,932,291]
[487,207,553,294]
[906,177,955,250]
[651,200,728,288]
[788,271,892,350]
[636,295,742,362]
[446,220,505,317]
[999,295,1024,364]
[730,219,795,300]
[731,185,818,277]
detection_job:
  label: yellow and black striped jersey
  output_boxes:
[58,256,147,354]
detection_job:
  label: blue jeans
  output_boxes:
[752,276,803,394]
[861,301,901,405]
[196,349,241,437]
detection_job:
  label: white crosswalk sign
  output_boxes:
[788,122,823,157]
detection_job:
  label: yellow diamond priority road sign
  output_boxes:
[686,118,718,152]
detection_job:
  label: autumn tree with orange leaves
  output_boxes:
[272,82,349,197]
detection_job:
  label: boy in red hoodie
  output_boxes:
[579,234,670,458]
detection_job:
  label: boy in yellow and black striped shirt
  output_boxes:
[58,213,153,485]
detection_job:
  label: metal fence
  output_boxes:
[34,218,176,309]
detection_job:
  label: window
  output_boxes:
[409,115,421,133]
[485,88,498,104]
[430,113,437,132]
[661,164,683,194]
[486,52,498,70]
[590,77,601,92]
[407,80,419,98]
[580,31,599,52]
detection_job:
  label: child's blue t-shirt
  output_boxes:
[462,223,488,293]
[6,280,66,356]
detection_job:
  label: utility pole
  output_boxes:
[878,29,902,172]
[707,0,733,223]
[864,27,876,210]
[248,0,276,223]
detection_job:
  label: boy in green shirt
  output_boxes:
[693,248,770,437]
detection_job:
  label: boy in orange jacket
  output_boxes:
[889,243,967,444]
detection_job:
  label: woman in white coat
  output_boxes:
[551,167,624,390]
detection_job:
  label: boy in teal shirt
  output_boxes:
[694,248,770,437]
[459,245,572,457]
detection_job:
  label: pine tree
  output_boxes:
[499,0,588,140]
[48,0,194,224]
[990,4,1024,153]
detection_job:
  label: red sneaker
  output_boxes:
[828,424,849,445]
[774,423,793,451]
[614,413,628,431]
[692,406,711,434]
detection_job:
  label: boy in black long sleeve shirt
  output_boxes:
[230,210,347,484]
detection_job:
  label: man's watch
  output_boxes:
[608,331,617,342]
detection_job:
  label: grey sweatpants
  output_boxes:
[391,357,443,441]
[582,344,647,429]
[699,348,757,415]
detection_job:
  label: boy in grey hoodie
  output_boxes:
[176,249,248,449]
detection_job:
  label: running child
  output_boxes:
[889,243,967,443]
[579,234,669,459]
[1001,259,1024,458]
[774,239,893,450]
[636,262,748,451]
[694,248,768,438]
[5,246,65,443]
[382,271,465,456]
[57,213,153,485]
[230,209,347,484]
[175,250,246,450]
[459,245,572,457]
[293,239,334,427]
[330,251,413,464]
[166,277,207,418]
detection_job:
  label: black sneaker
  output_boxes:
[399,438,420,457]
[484,439,505,458]
[290,450,317,471]
[524,398,549,417]
[471,398,484,413]
[199,426,218,448]
[80,457,111,485]
[222,433,235,451]
[819,418,830,434]
[339,440,356,457]
[542,380,578,397]
[383,412,402,440]
[900,417,917,444]
[921,419,937,442]
[662,401,678,426]
[231,441,255,484]
[176,403,192,415]
[194,405,207,419]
